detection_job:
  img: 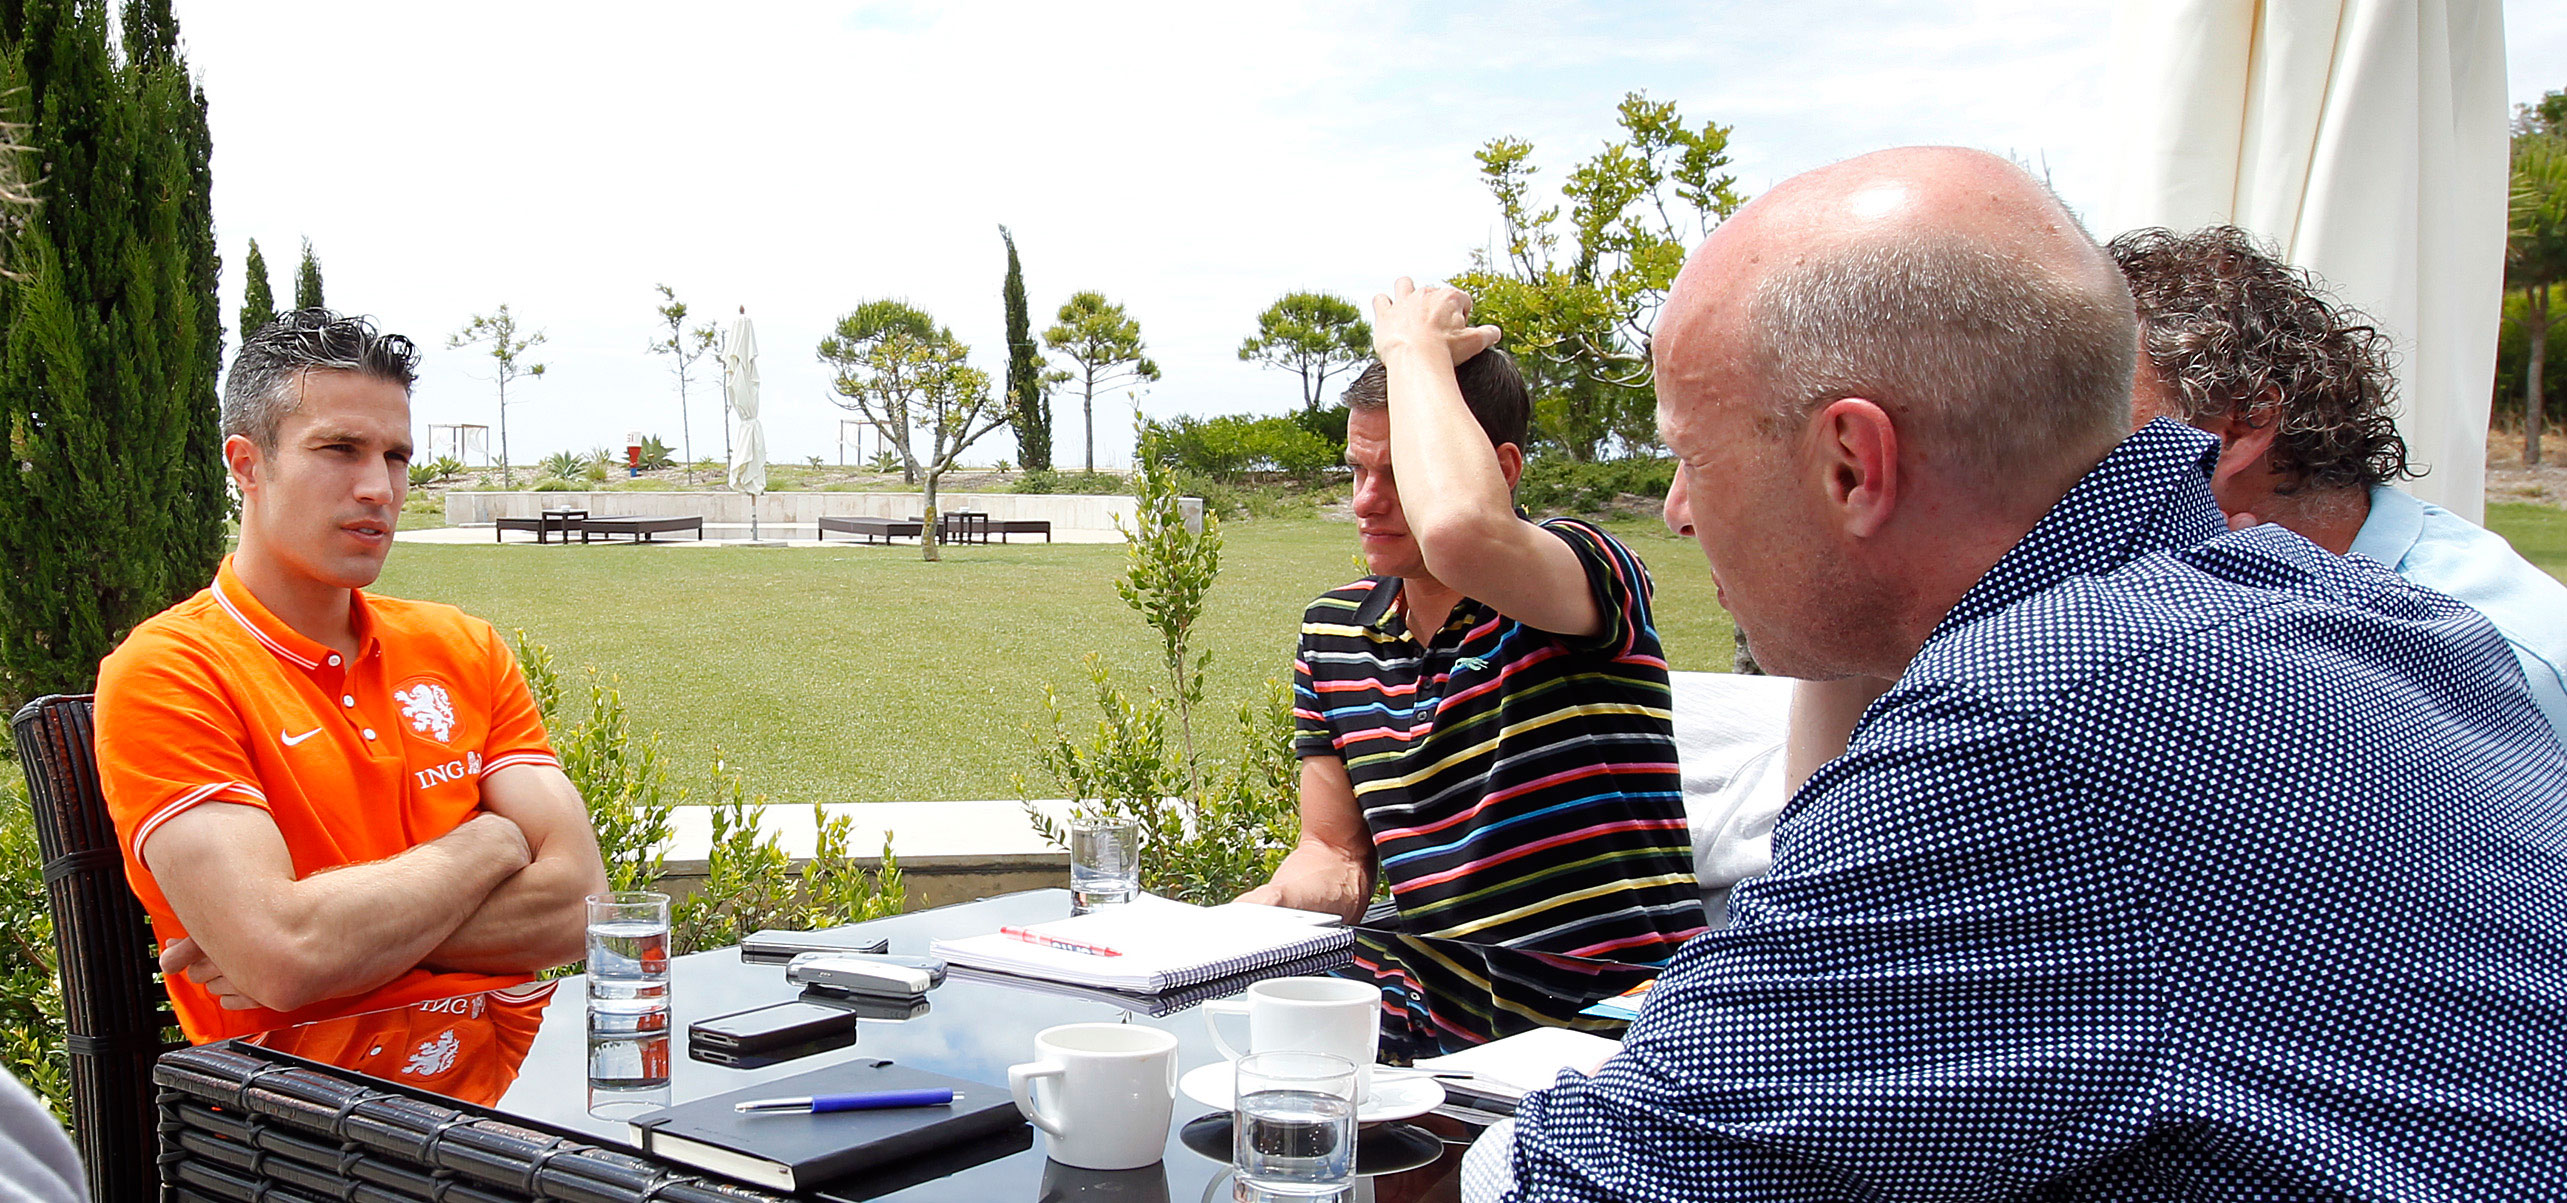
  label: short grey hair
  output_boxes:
[223,308,419,449]
[1746,233,2137,487]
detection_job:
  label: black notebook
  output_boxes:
[627,1060,1024,1192]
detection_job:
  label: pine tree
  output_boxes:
[240,237,277,338]
[294,236,323,310]
[0,0,227,710]
[999,225,1050,471]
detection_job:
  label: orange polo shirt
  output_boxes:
[250,980,556,1107]
[94,556,563,1043]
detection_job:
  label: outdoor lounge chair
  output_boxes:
[817,515,923,544]
[11,693,179,1203]
[577,515,703,543]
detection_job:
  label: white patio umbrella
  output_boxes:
[2098,0,2511,523]
[724,307,771,542]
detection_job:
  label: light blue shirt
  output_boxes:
[2351,485,2567,747]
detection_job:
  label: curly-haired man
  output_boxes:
[2111,225,2567,745]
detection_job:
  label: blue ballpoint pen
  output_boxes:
[733,1089,956,1114]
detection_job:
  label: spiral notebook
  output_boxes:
[928,898,1355,993]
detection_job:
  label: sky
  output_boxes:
[167,1,2567,472]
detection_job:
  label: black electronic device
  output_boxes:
[688,1024,861,1069]
[688,1000,864,1055]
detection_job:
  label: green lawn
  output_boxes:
[2486,504,2567,580]
[373,516,1737,807]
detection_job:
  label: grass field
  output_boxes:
[373,503,2567,809]
[372,515,1738,807]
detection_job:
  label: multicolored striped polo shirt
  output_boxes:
[1292,518,1703,963]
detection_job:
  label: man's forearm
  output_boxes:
[235,814,527,1012]
[1383,342,1518,552]
[421,850,596,974]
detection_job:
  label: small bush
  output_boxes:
[530,478,581,493]
[583,448,615,484]
[0,763,68,1122]
[637,436,675,472]
[539,450,584,481]
[1020,448,1299,903]
[402,492,445,518]
[1147,414,1338,484]
[1517,456,1675,514]
[1012,469,1125,495]
[513,634,905,956]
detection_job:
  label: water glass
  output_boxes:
[1069,818,1141,911]
[585,891,670,1021]
[1232,1051,1357,1197]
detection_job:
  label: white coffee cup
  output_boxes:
[1203,976,1379,1103]
[1009,1022,1180,1171]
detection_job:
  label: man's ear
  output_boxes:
[2207,390,2282,499]
[1812,398,1899,538]
[222,434,262,496]
[1495,442,1524,494]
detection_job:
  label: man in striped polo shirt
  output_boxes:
[1237,279,1704,963]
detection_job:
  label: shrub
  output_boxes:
[1517,456,1675,514]
[1146,414,1337,484]
[637,436,675,472]
[0,758,68,1122]
[1012,468,1125,495]
[1020,444,1299,902]
[583,448,615,484]
[401,493,444,520]
[539,450,584,481]
[513,634,905,956]
[530,478,581,493]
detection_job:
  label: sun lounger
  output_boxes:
[578,515,703,543]
[818,515,924,544]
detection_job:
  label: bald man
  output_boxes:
[1476,149,2567,1199]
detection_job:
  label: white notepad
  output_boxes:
[1413,1027,1624,1099]
[928,897,1355,993]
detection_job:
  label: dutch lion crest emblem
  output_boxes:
[403,1029,459,1077]
[394,680,458,744]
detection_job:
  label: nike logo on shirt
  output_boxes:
[281,727,323,746]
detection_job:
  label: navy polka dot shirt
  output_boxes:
[1509,421,2567,1200]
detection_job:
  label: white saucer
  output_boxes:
[1178,1061,1445,1124]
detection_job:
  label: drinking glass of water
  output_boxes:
[1232,1050,1357,1198]
[1068,817,1141,911]
[585,891,670,1024]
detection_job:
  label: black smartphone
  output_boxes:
[688,1000,863,1054]
[688,1025,861,1068]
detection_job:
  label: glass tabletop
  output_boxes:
[218,890,1658,1201]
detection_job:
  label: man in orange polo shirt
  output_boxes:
[94,308,607,1043]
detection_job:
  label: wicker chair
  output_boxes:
[12,694,180,1203]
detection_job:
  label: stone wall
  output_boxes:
[443,490,1203,534]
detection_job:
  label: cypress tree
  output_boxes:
[294,236,322,310]
[0,0,225,709]
[999,225,1050,471]
[240,237,276,338]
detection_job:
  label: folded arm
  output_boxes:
[1236,755,1378,922]
[422,762,608,975]
[1374,278,1604,638]
[146,803,531,1014]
